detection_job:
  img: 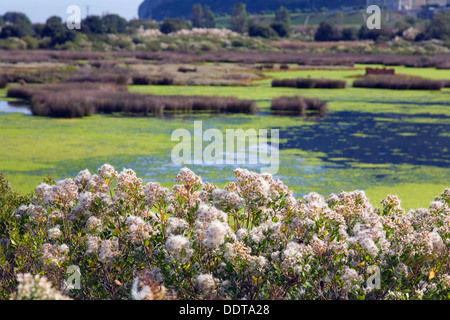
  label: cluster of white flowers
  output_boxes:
[195,274,216,295]
[86,174,110,194]
[74,169,91,189]
[85,216,102,232]
[98,164,117,181]
[168,28,238,38]
[47,225,62,239]
[137,27,163,37]
[35,179,78,208]
[281,241,314,275]
[71,191,95,217]
[85,235,101,255]
[213,188,244,211]
[125,215,156,243]
[16,204,47,223]
[166,217,189,236]
[203,220,232,249]
[11,273,71,300]
[165,234,193,263]
[40,243,69,266]
[98,239,120,263]
[144,182,169,207]
[402,27,419,41]
[115,168,144,201]
[175,167,202,187]
[233,168,270,201]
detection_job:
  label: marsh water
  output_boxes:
[0,100,31,115]
[1,64,449,210]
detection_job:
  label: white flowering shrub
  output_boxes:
[1,164,450,300]
[167,28,239,38]
[11,273,71,300]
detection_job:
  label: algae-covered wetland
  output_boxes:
[1,63,449,211]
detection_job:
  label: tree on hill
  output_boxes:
[275,6,290,25]
[0,12,33,38]
[3,12,32,26]
[425,11,450,40]
[82,15,106,34]
[248,22,277,38]
[42,16,76,46]
[160,17,190,34]
[203,5,216,28]
[230,2,248,33]
[103,14,128,33]
[270,21,290,37]
[314,21,341,41]
[190,4,204,28]
[190,4,216,29]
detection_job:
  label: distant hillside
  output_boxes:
[138,0,368,21]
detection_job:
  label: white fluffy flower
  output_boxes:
[86,236,101,255]
[196,274,216,295]
[47,226,62,240]
[166,217,189,236]
[74,169,91,188]
[11,273,71,300]
[165,235,193,263]
[98,239,120,263]
[86,216,102,232]
[98,164,117,181]
[204,220,230,248]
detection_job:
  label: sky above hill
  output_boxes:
[1,0,143,23]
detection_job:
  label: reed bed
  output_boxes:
[352,77,444,90]
[131,75,175,85]
[1,50,449,69]
[177,66,197,73]
[7,83,257,117]
[271,96,328,116]
[272,78,347,89]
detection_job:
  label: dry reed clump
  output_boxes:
[7,83,126,117]
[177,66,197,73]
[272,78,347,89]
[94,94,257,115]
[7,83,257,117]
[131,75,175,85]
[0,78,7,89]
[271,96,328,116]
[352,76,444,90]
